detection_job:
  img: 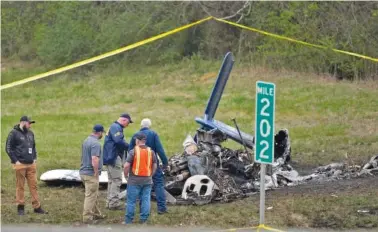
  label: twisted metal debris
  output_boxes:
[164,128,290,205]
[164,129,378,205]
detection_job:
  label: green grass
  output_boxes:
[1,60,378,228]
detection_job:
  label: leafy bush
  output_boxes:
[1,1,377,79]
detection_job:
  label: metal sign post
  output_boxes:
[255,81,276,226]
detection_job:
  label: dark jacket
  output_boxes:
[128,127,168,167]
[103,121,129,165]
[6,124,37,164]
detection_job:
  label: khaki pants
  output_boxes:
[106,156,123,208]
[13,163,40,208]
[80,174,102,222]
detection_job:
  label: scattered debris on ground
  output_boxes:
[164,128,288,205]
[164,128,378,205]
[37,51,378,208]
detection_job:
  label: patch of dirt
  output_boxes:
[1,59,37,72]
[248,163,378,229]
[264,173,378,199]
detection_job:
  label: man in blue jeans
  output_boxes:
[128,118,169,214]
[124,132,157,224]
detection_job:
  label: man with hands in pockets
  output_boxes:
[5,116,48,216]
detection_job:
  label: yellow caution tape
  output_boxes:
[0,16,213,91]
[214,18,378,63]
[211,226,258,232]
[257,224,286,232]
[211,224,285,232]
[2,16,377,91]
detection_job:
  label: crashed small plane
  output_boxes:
[40,52,290,194]
[40,53,377,206]
[162,52,291,205]
[159,52,377,205]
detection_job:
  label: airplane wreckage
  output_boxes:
[40,52,378,205]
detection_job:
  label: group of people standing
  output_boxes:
[5,113,168,224]
[80,113,169,224]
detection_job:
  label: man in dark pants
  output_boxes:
[128,118,168,214]
[103,113,133,210]
[5,116,47,215]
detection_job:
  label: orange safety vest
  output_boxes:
[132,146,153,177]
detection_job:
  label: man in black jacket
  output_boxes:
[5,116,47,215]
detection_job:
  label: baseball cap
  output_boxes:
[120,113,133,123]
[20,116,35,124]
[93,124,105,132]
[135,132,147,141]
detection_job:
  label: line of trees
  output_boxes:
[2,1,377,80]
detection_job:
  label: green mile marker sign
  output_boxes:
[255,81,275,164]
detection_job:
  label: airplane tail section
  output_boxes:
[204,52,234,121]
[196,52,255,149]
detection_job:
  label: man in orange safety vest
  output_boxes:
[123,132,157,224]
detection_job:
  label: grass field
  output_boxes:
[1,59,378,229]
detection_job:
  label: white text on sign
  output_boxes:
[254,81,275,164]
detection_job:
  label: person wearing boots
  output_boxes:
[5,116,48,215]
